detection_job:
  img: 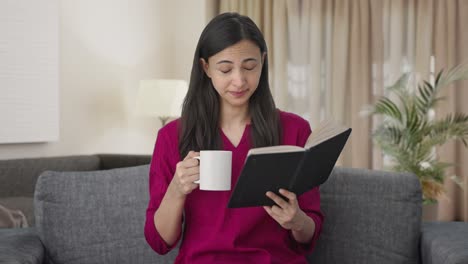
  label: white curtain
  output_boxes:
[283,0,374,168]
[218,0,468,221]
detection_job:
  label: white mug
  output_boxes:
[194,150,232,191]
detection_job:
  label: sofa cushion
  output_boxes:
[34,165,177,264]
[307,167,422,264]
[421,221,468,264]
[0,227,44,264]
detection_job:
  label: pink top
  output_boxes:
[144,111,323,263]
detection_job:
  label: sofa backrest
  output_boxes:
[97,154,152,170]
[0,155,100,198]
[33,164,422,264]
[1,155,152,227]
[307,167,422,264]
[34,165,176,264]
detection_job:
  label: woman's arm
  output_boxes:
[264,189,316,243]
[153,151,200,246]
[290,211,316,243]
[153,183,186,246]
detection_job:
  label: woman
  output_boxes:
[144,12,323,263]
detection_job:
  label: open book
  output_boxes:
[227,119,352,208]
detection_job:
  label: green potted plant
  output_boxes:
[363,64,468,204]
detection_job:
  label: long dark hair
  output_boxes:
[179,12,280,158]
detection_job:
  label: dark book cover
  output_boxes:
[227,128,352,208]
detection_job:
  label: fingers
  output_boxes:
[184,151,200,161]
[264,189,302,230]
[182,151,200,168]
[263,205,284,226]
[279,189,297,204]
[266,191,290,209]
[263,206,275,218]
[176,152,200,176]
[175,164,199,182]
[173,172,199,195]
[270,205,284,217]
[172,150,201,196]
[179,173,200,185]
[183,158,199,168]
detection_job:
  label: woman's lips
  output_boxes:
[229,90,247,98]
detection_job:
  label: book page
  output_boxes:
[247,145,304,156]
[305,119,349,149]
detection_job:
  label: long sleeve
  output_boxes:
[144,127,181,254]
[287,120,324,254]
[291,187,323,254]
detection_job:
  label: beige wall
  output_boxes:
[0,0,208,159]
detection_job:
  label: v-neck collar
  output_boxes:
[220,124,250,149]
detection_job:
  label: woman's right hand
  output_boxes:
[170,151,200,197]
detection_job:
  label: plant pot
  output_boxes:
[422,203,438,221]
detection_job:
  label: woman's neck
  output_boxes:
[219,104,250,129]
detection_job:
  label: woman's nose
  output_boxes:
[231,70,246,87]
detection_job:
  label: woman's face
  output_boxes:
[202,40,265,110]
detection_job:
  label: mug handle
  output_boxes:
[193,156,201,184]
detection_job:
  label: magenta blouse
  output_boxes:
[144,111,323,263]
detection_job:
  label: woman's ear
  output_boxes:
[200,58,211,78]
[262,52,267,65]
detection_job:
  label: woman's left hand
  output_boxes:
[263,189,307,231]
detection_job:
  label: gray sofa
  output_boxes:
[0,154,152,227]
[1,155,468,264]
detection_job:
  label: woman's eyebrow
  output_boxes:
[216,60,233,64]
[216,58,258,64]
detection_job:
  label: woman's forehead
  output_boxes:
[210,40,261,62]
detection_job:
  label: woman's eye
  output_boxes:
[244,64,257,71]
[220,69,231,74]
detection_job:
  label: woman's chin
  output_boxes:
[223,97,250,108]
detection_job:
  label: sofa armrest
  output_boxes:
[421,221,468,264]
[97,154,151,170]
[0,227,44,264]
